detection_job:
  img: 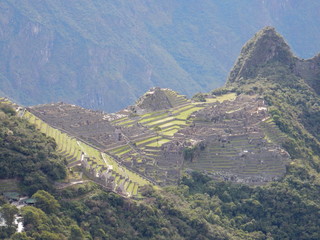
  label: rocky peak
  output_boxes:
[294,54,320,95]
[227,27,295,84]
[130,87,173,114]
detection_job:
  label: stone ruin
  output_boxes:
[29,92,291,187]
[81,156,130,197]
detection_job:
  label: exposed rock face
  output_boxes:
[228,27,295,84]
[133,87,173,113]
[227,27,320,96]
[294,54,320,95]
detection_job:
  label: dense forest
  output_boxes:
[0,103,66,195]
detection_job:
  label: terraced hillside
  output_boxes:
[28,88,290,187]
[183,95,290,184]
[23,111,151,197]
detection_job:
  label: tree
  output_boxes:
[32,190,60,214]
[0,203,18,228]
[192,93,206,102]
[69,225,84,240]
[38,231,61,240]
[11,232,34,240]
[0,103,16,116]
[21,206,48,228]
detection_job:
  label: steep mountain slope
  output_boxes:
[1,0,320,112]
[0,99,66,195]
[226,27,320,151]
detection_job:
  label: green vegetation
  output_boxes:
[161,127,180,136]
[0,104,66,195]
[192,92,207,102]
[24,111,82,165]
[144,116,176,126]
[146,139,171,147]
[139,113,168,123]
[135,136,161,146]
[206,92,237,103]
[0,180,20,193]
[175,106,204,120]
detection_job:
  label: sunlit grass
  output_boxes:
[171,104,194,114]
[158,120,187,128]
[161,127,180,136]
[102,153,151,186]
[116,119,135,126]
[111,116,128,123]
[144,116,175,126]
[139,113,168,123]
[146,138,171,147]
[135,136,161,145]
[205,93,237,103]
[175,106,204,120]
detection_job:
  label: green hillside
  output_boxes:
[0,99,66,195]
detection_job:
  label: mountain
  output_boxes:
[227,27,295,84]
[226,27,320,149]
[1,28,320,240]
[1,1,320,112]
[227,26,320,92]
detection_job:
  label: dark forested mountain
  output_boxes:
[0,0,320,112]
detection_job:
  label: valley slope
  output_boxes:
[1,1,320,112]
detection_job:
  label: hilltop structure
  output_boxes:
[22,27,320,196]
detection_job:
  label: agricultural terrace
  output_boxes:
[23,111,151,197]
[27,89,289,188]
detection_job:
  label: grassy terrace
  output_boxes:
[144,116,176,126]
[100,95,212,185]
[157,120,187,128]
[164,89,190,107]
[135,136,161,146]
[117,119,135,126]
[161,127,180,136]
[139,112,168,123]
[260,119,287,145]
[205,93,237,103]
[24,111,152,197]
[111,116,128,123]
[24,111,82,164]
[101,153,151,186]
[175,106,203,119]
[146,138,171,147]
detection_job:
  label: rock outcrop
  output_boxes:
[228,27,295,84]
[227,27,320,96]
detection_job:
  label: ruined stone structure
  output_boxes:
[29,88,291,187]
